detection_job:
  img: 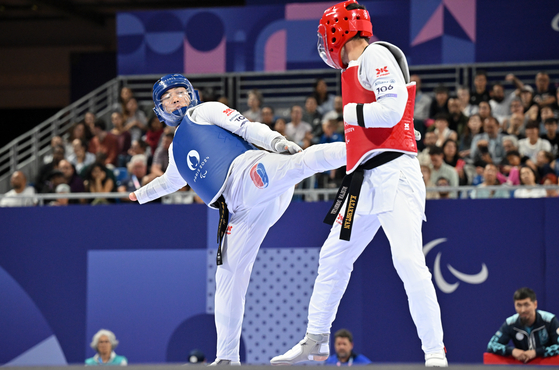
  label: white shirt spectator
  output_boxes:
[518,137,552,162]
[0,187,36,207]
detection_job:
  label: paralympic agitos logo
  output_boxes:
[423,238,488,294]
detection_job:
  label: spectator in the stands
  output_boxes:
[242,89,263,122]
[123,98,147,142]
[273,117,287,137]
[324,329,371,366]
[84,162,115,205]
[319,119,344,144]
[84,111,96,135]
[321,95,344,132]
[0,171,36,207]
[48,183,71,206]
[470,70,490,106]
[471,116,505,164]
[518,120,552,163]
[285,105,312,146]
[533,71,557,108]
[417,131,437,166]
[261,106,276,129]
[144,115,164,154]
[88,119,119,167]
[502,98,526,132]
[514,165,546,198]
[110,112,132,168]
[303,95,323,140]
[478,101,492,122]
[542,117,559,157]
[432,113,457,147]
[470,164,510,199]
[435,177,452,199]
[519,85,536,113]
[505,113,525,139]
[66,121,93,154]
[86,329,128,366]
[500,135,520,173]
[459,114,483,159]
[490,82,516,125]
[457,85,478,117]
[448,97,469,136]
[429,85,449,119]
[58,159,85,197]
[127,139,151,159]
[117,154,148,197]
[543,173,559,198]
[143,132,173,184]
[410,74,432,122]
[539,106,556,134]
[68,138,96,175]
[535,150,555,180]
[442,139,467,185]
[35,144,65,193]
[312,78,336,115]
[421,164,439,200]
[429,145,459,192]
[117,86,134,114]
[503,150,530,186]
[42,136,64,165]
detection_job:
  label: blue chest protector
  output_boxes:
[173,114,257,206]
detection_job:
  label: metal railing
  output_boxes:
[1,60,558,194]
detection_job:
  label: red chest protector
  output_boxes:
[342,65,417,174]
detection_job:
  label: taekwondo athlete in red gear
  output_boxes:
[128,74,346,365]
[270,1,447,366]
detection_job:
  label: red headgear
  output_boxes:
[317,0,373,70]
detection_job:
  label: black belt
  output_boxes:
[324,151,404,241]
[212,195,229,266]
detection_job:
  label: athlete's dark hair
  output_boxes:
[514,287,537,302]
[346,3,370,43]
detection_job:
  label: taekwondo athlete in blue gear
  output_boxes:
[129,74,346,365]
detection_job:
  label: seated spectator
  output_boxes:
[421,164,439,200]
[260,106,276,129]
[431,113,457,147]
[0,171,36,207]
[35,144,65,193]
[110,112,132,168]
[429,85,449,119]
[302,95,323,139]
[117,154,148,196]
[321,95,344,131]
[435,177,452,199]
[505,112,525,138]
[536,150,555,180]
[49,183,71,206]
[84,162,115,204]
[442,139,467,185]
[490,82,517,125]
[69,138,96,175]
[518,120,552,163]
[487,287,559,363]
[123,98,147,142]
[242,89,263,122]
[542,117,559,157]
[143,132,173,184]
[273,117,287,136]
[503,150,526,186]
[312,78,336,115]
[542,173,559,197]
[43,136,64,165]
[58,159,86,203]
[324,329,371,366]
[89,119,119,167]
[470,164,510,199]
[538,105,555,134]
[459,114,483,159]
[86,329,128,365]
[447,97,468,136]
[514,165,546,198]
[470,116,505,164]
[66,121,93,153]
[478,101,492,122]
[144,116,164,154]
[519,85,537,113]
[84,111,96,134]
[116,86,134,113]
[319,119,344,144]
[45,170,67,195]
[429,145,459,192]
[128,139,151,160]
[410,74,432,122]
[502,98,526,133]
[533,71,557,108]
[457,85,478,117]
[285,105,312,146]
[417,131,437,166]
[470,70,490,106]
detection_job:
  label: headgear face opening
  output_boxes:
[317,0,373,70]
[152,74,200,127]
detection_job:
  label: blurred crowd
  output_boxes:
[1,71,558,207]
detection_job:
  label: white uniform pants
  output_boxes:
[214,142,346,361]
[307,155,445,354]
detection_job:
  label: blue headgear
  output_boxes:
[152,74,201,127]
